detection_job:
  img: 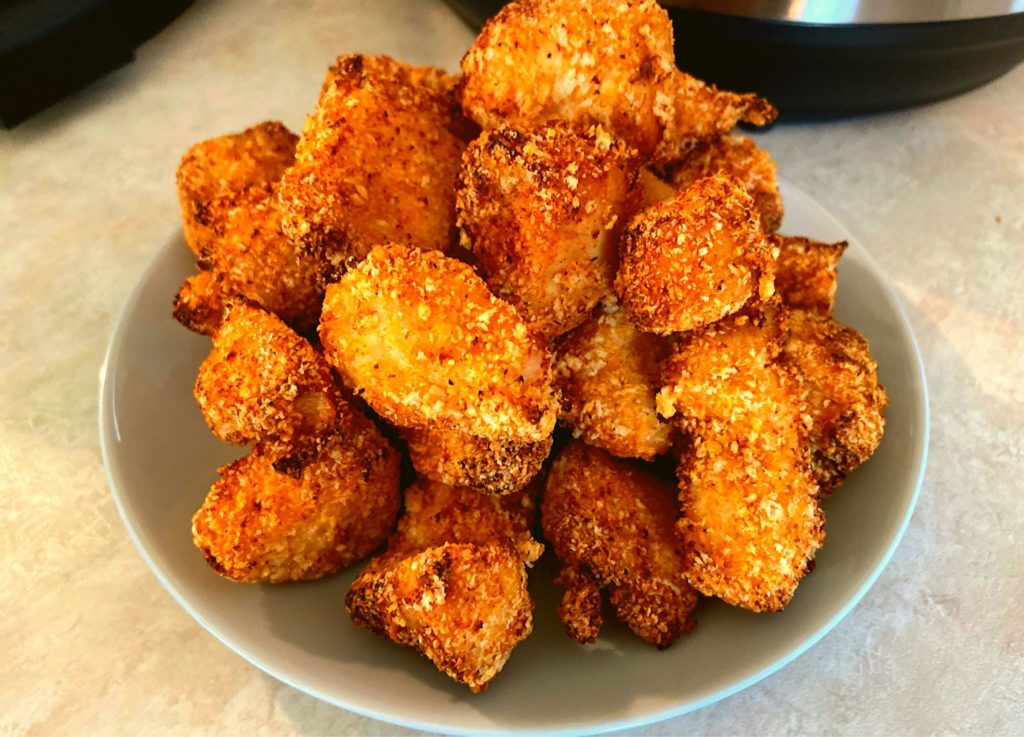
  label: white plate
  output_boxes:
[100,181,928,736]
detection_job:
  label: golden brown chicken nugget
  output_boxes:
[616,175,776,335]
[202,184,323,332]
[662,72,777,161]
[555,308,673,460]
[347,542,533,692]
[457,122,640,336]
[195,303,341,457]
[782,309,887,494]
[659,135,783,233]
[278,55,465,282]
[173,270,231,336]
[176,121,297,259]
[191,427,400,583]
[319,244,558,442]
[543,440,698,648]
[660,308,824,612]
[378,478,543,569]
[403,426,552,496]
[462,0,677,158]
[347,480,542,692]
[774,235,847,315]
[461,0,775,160]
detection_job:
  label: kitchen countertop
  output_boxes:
[1,1,1021,735]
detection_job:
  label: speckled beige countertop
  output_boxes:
[2,1,1022,735]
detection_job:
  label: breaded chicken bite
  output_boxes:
[195,303,342,458]
[347,543,532,692]
[616,175,776,335]
[173,270,231,336]
[460,0,775,160]
[659,135,783,233]
[176,121,297,258]
[543,441,698,648]
[192,426,400,583]
[659,307,824,612]
[782,310,887,494]
[347,480,542,691]
[278,55,466,282]
[774,235,847,315]
[457,123,640,336]
[201,184,323,332]
[319,244,558,442]
[555,307,673,460]
[403,426,552,495]
[636,168,677,209]
[663,72,776,162]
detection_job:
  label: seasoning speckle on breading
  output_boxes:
[616,175,776,335]
[194,303,342,458]
[347,480,542,691]
[461,0,775,161]
[658,135,784,233]
[192,426,400,583]
[781,309,887,494]
[319,244,558,442]
[774,234,848,315]
[555,307,673,460]
[458,122,640,337]
[278,55,467,282]
[660,305,824,612]
[543,441,698,648]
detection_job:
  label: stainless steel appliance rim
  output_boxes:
[664,0,1024,25]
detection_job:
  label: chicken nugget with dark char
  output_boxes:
[403,426,552,495]
[458,122,640,337]
[555,307,673,460]
[319,244,557,443]
[616,175,776,335]
[278,55,466,282]
[347,479,542,692]
[774,235,847,315]
[176,121,297,259]
[543,440,698,648]
[658,135,783,233]
[782,309,887,494]
[192,420,400,583]
[194,303,342,459]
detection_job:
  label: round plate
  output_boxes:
[99,181,929,736]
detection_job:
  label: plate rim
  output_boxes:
[98,179,930,737]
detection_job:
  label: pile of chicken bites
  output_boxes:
[174,0,887,693]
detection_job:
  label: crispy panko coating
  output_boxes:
[616,175,776,335]
[278,54,466,282]
[404,426,552,495]
[347,543,532,692]
[319,244,558,442]
[659,307,824,612]
[774,235,847,315]
[457,122,640,336]
[664,73,776,161]
[555,307,673,460]
[191,427,401,583]
[195,303,342,458]
[347,480,542,691]
[782,310,887,494]
[176,121,297,258]
[659,135,783,233]
[542,441,698,648]
[173,270,231,336]
[201,184,323,332]
[460,0,775,160]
